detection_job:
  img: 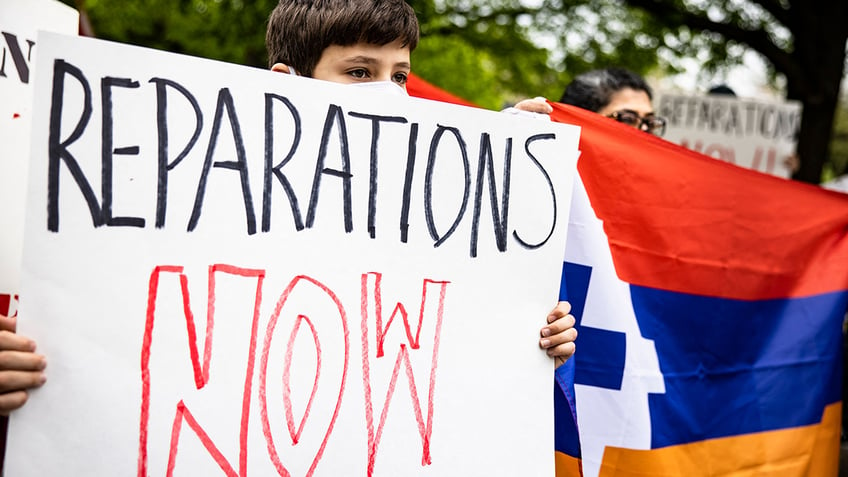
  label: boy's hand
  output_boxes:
[539,301,577,368]
[500,97,552,120]
[513,97,553,115]
[0,314,46,415]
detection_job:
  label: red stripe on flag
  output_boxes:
[406,73,477,108]
[550,102,848,300]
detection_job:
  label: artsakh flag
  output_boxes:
[550,102,848,477]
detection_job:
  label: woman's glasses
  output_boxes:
[607,110,667,137]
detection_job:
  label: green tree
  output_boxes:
[408,0,569,109]
[414,0,848,183]
[540,0,848,184]
[67,0,276,67]
[406,0,668,107]
[68,0,572,111]
[64,0,848,183]
[825,100,848,182]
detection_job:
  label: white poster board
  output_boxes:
[6,33,580,476]
[655,92,801,178]
[0,0,78,314]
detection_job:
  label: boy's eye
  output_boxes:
[392,72,408,84]
[348,68,369,79]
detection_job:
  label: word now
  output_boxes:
[138,264,450,477]
[46,59,559,258]
[680,139,784,175]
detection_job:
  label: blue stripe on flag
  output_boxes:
[630,286,848,448]
[560,262,627,390]
[555,359,581,458]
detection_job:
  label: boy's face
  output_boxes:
[311,39,411,90]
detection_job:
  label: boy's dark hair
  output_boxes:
[266,0,420,77]
[559,68,652,113]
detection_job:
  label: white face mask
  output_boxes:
[345,80,408,96]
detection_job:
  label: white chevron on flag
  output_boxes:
[565,177,665,477]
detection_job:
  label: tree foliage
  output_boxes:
[416,0,848,183]
[609,0,848,183]
[67,0,568,109]
[532,0,848,183]
[407,0,666,107]
[825,99,848,182]
[410,0,565,109]
[63,0,848,182]
[67,0,276,67]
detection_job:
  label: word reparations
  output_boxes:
[46,59,561,258]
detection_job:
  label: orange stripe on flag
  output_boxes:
[555,450,583,477]
[595,401,841,476]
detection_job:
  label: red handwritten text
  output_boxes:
[137,265,449,476]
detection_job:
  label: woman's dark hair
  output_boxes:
[559,68,652,113]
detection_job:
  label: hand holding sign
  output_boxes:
[0,314,46,415]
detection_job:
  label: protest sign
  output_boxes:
[5,32,580,476]
[0,0,78,316]
[655,92,801,178]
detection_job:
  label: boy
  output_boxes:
[265,0,554,111]
[0,0,575,417]
[266,0,417,92]
[267,0,574,363]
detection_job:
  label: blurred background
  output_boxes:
[60,0,848,185]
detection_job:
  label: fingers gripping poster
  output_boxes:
[6,33,579,476]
